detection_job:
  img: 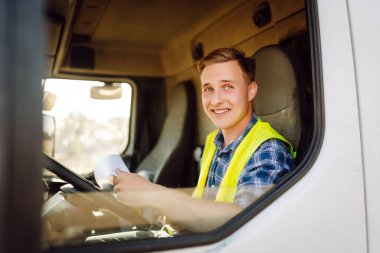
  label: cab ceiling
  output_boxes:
[49,0,246,77]
[80,0,243,49]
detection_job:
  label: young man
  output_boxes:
[113,48,295,232]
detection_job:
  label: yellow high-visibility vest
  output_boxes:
[193,118,296,203]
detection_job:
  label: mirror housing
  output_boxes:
[90,83,122,100]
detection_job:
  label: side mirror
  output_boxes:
[90,83,122,100]
[43,91,56,111]
[43,114,56,156]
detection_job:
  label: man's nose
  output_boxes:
[211,90,223,105]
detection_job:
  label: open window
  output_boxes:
[40,0,323,252]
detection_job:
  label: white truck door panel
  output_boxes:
[348,1,380,253]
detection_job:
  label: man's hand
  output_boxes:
[113,169,164,209]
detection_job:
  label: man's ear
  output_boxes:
[248,81,258,101]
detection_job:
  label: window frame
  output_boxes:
[44,0,324,252]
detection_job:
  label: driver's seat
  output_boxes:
[253,45,301,152]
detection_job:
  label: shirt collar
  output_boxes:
[214,113,258,152]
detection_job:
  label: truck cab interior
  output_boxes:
[41,0,318,251]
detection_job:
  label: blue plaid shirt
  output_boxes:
[204,113,294,208]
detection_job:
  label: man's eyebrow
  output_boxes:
[202,83,211,88]
[220,79,236,84]
[202,80,236,87]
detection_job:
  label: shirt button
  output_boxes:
[217,157,221,162]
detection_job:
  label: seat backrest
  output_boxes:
[253,45,300,149]
[136,81,196,187]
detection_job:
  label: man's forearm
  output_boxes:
[113,171,242,232]
[148,188,242,232]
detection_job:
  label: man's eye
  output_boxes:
[204,87,213,93]
[225,85,233,90]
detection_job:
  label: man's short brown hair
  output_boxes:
[197,48,256,82]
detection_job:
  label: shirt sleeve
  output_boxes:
[234,139,294,208]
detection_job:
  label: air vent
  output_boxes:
[70,45,95,69]
[253,2,271,27]
[192,43,204,61]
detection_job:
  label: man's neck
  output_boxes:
[221,112,254,148]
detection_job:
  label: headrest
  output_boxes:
[253,45,300,148]
[253,45,297,114]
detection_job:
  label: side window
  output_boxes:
[41,0,321,251]
[43,79,132,175]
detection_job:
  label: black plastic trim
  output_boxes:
[0,1,44,252]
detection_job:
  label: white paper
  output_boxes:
[94,154,129,190]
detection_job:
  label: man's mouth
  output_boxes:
[212,108,230,115]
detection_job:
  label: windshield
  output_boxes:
[43,79,132,175]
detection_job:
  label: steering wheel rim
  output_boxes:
[42,153,151,226]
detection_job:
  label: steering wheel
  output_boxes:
[42,153,150,226]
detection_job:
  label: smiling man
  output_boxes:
[113,48,295,232]
[193,48,295,207]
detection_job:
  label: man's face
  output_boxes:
[201,60,257,133]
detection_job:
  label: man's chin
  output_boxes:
[211,120,231,130]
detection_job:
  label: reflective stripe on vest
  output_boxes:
[192,118,296,203]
